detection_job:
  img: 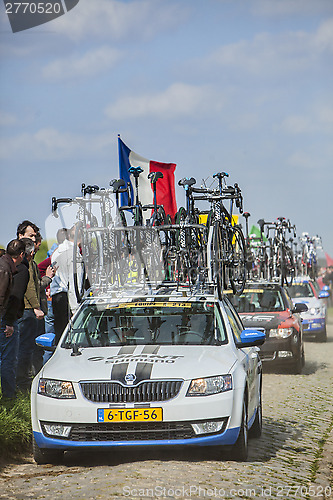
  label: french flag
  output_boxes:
[118,136,177,220]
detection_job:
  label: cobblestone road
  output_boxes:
[1,318,332,500]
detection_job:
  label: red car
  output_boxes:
[229,282,307,374]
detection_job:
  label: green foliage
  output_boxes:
[0,392,32,458]
[34,239,56,264]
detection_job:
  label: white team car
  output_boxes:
[31,286,265,464]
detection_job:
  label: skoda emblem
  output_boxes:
[125,373,136,385]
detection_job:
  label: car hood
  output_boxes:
[291,296,320,308]
[41,345,238,383]
[239,310,291,330]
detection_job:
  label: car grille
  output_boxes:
[80,380,183,403]
[42,421,196,441]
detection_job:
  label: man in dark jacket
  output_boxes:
[0,239,26,399]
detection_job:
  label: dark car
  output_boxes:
[228,282,307,374]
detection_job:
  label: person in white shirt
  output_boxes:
[50,227,82,344]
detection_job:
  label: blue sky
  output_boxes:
[0,0,332,258]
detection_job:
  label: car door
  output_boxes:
[223,298,259,421]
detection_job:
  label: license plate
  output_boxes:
[97,408,163,423]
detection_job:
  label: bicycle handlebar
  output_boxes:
[52,197,73,213]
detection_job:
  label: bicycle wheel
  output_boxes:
[209,221,226,300]
[73,222,86,303]
[228,226,247,295]
[83,227,103,289]
[282,246,295,286]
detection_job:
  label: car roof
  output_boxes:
[81,284,220,307]
[238,280,284,291]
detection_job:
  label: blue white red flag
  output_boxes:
[118,136,177,220]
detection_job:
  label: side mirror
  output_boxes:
[319,290,330,299]
[236,329,266,348]
[35,332,56,352]
[292,303,308,314]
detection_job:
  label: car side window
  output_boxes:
[223,298,243,342]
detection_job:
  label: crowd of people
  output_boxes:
[0,220,81,401]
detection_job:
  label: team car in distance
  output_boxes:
[31,287,266,464]
[287,277,329,342]
[229,282,307,374]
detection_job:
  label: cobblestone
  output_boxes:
[0,319,332,500]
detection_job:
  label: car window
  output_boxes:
[287,283,314,298]
[230,288,284,312]
[62,300,228,347]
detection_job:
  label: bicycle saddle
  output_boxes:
[213,172,229,179]
[82,184,99,195]
[148,171,164,183]
[110,179,127,192]
[128,166,144,177]
[178,177,196,188]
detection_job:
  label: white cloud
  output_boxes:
[201,18,333,77]
[42,46,122,81]
[251,0,333,17]
[52,0,187,41]
[105,83,224,120]
[0,111,17,127]
[281,106,333,135]
[0,128,113,161]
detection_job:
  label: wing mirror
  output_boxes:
[35,332,56,352]
[292,303,308,314]
[236,329,266,348]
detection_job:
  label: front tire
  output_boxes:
[249,378,262,438]
[230,398,248,461]
[316,327,327,343]
[32,436,64,465]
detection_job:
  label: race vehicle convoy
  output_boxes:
[287,277,329,342]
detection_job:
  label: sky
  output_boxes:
[0,0,332,258]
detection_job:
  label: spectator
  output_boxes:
[32,233,55,375]
[0,240,25,317]
[16,221,45,392]
[0,239,25,399]
[38,243,58,336]
[17,220,38,242]
[1,239,33,399]
[50,226,81,344]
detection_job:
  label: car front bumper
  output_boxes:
[302,318,326,335]
[259,332,300,364]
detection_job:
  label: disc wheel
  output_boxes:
[73,222,86,303]
[211,221,226,300]
[228,226,247,295]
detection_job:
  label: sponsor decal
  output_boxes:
[241,314,276,322]
[106,301,191,309]
[87,346,184,385]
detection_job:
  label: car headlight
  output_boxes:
[186,375,232,396]
[309,307,321,316]
[38,379,76,399]
[269,328,293,338]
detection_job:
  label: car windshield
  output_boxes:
[62,300,227,348]
[287,283,314,298]
[230,288,285,312]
